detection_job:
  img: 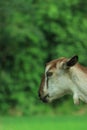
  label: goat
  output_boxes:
[39,55,87,105]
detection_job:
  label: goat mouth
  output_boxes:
[39,94,57,103]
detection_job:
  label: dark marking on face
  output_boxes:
[39,75,45,98]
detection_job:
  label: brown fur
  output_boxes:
[39,75,45,97]
[46,58,67,71]
[77,63,87,74]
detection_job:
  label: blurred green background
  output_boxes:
[0,0,87,130]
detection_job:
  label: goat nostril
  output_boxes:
[38,92,49,103]
[44,94,49,99]
[42,94,49,103]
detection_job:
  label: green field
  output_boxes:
[0,115,87,130]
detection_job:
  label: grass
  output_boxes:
[0,115,87,130]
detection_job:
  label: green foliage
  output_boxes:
[1,116,87,130]
[0,0,87,115]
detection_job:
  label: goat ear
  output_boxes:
[63,55,78,69]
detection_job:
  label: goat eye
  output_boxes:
[46,72,53,77]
